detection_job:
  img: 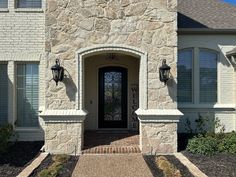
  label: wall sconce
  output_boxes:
[159,59,171,85]
[51,59,64,86]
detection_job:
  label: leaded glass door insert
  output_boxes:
[99,67,127,128]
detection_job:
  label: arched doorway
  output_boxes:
[76,44,148,112]
[76,45,148,152]
[84,53,139,130]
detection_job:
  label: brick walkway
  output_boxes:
[82,131,140,154]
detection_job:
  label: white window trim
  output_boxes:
[0,8,9,12]
[178,47,219,107]
[15,8,43,12]
[178,103,235,109]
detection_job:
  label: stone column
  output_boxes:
[40,109,87,155]
[136,109,183,154]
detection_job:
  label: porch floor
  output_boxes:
[82,131,141,154]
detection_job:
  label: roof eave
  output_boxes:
[178,28,236,35]
[226,50,236,57]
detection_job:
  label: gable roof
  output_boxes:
[178,0,236,29]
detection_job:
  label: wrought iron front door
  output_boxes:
[99,67,127,128]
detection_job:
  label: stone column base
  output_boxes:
[39,109,87,155]
[136,109,183,155]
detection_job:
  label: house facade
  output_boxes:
[0,0,235,155]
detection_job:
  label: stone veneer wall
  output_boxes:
[45,0,178,110]
[140,122,177,154]
[136,109,181,154]
[43,0,179,154]
[45,122,84,154]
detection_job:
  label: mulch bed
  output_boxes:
[143,156,164,177]
[58,156,79,177]
[29,155,79,177]
[29,155,53,177]
[178,133,196,152]
[144,155,194,177]
[183,151,236,177]
[0,141,44,177]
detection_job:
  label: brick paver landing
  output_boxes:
[83,131,140,154]
[72,154,153,177]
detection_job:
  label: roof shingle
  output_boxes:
[178,0,236,29]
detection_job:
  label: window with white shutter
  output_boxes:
[16,64,39,127]
[0,0,8,8]
[177,49,193,103]
[17,0,42,8]
[199,49,217,103]
[0,64,8,126]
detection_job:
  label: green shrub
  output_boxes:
[218,132,236,154]
[187,132,236,155]
[0,124,15,154]
[187,135,219,156]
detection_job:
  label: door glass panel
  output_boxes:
[104,72,122,121]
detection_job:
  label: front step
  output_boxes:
[82,146,141,154]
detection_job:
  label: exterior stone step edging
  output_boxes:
[82,146,141,154]
[174,153,208,177]
[16,152,48,177]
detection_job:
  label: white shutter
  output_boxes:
[17,64,39,127]
[199,49,217,103]
[177,49,193,103]
[17,0,42,8]
[0,64,8,125]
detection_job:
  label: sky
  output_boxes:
[223,0,236,5]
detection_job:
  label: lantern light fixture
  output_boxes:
[51,59,64,86]
[159,59,171,85]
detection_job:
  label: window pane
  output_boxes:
[177,49,193,102]
[0,64,8,126]
[199,50,217,103]
[17,0,42,8]
[17,67,24,77]
[17,64,39,127]
[0,0,8,8]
